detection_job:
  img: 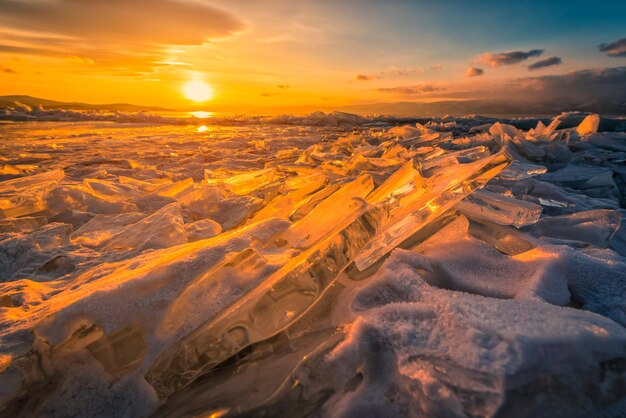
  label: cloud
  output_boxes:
[598,38,626,58]
[67,56,95,65]
[528,56,562,71]
[277,85,290,89]
[388,66,424,77]
[0,0,247,72]
[0,0,245,44]
[370,66,626,103]
[376,83,446,95]
[513,66,626,101]
[358,66,436,81]
[478,49,544,67]
[465,67,484,77]
[0,65,17,74]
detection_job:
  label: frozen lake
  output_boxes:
[1,114,625,417]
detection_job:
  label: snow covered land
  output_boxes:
[0,112,625,417]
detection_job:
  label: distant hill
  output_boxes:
[337,99,626,117]
[0,95,171,112]
[2,95,625,117]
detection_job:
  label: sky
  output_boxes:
[0,0,624,111]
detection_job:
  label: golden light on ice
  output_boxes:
[190,111,213,119]
[183,80,214,103]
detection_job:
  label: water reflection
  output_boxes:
[190,111,213,119]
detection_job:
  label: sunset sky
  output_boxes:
[0,0,624,111]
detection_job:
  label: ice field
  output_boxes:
[0,112,625,417]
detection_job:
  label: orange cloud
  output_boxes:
[0,0,247,73]
[465,67,484,77]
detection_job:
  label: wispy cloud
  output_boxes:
[356,74,375,81]
[598,37,626,58]
[376,83,446,95]
[479,49,544,67]
[528,56,562,70]
[465,67,484,77]
[387,66,424,77]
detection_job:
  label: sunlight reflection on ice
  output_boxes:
[191,111,213,119]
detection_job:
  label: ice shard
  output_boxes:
[155,178,195,199]
[71,212,146,248]
[245,175,327,225]
[117,176,160,193]
[283,172,328,191]
[576,114,600,136]
[468,218,534,255]
[498,160,547,181]
[184,218,222,242]
[366,160,425,204]
[83,178,142,202]
[289,183,342,221]
[277,174,374,249]
[206,168,278,195]
[523,209,621,248]
[0,169,65,218]
[46,185,140,215]
[418,146,491,177]
[456,188,543,227]
[353,152,511,271]
[103,203,188,251]
[0,169,64,194]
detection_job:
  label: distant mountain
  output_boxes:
[2,95,624,117]
[0,95,171,112]
[337,99,626,117]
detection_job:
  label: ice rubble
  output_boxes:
[0,113,625,417]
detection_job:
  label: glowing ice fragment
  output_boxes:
[456,189,543,228]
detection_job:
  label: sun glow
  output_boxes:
[183,80,214,103]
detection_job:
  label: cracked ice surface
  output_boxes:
[0,114,625,417]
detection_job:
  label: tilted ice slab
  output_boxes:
[456,188,543,228]
[0,169,64,218]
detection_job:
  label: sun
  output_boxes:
[183,80,214,103]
